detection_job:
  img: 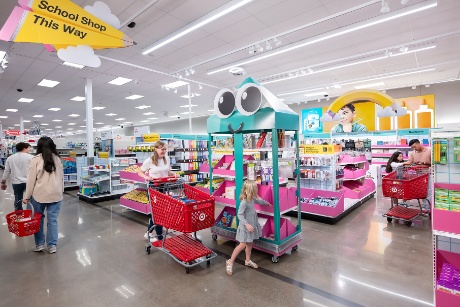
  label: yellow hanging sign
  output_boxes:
[142,134,160,143]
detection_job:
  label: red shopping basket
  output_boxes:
[149,184,215,233]
[382,169,429,200]
[6,202,42,237]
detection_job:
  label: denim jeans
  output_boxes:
[148,215,163,240]
[30,198,62,247]
[12,183,27,211]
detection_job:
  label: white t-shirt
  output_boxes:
[2,152,33,184]
[140,157,170,179]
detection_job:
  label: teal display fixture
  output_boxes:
[208,77,302,263]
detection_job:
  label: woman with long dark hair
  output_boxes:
[23,137,63,254]
[385,151,410,206]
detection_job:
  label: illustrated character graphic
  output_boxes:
[330,103,367,133]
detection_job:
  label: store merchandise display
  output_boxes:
[62,157,78,188]
[121,189,149,204]
[438,263,460,296]
[433,139,449,165]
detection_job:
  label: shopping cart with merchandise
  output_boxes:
[145,176,217,274]
[6,201,42,237]
[382,165,431,227]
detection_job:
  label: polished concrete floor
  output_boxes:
[0,177,433,307]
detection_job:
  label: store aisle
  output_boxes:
[0,178,433,307]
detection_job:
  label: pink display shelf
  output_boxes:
[433,183,460,234]
[343,179,376,199]
[214,206,237,228]
[119,171,145,183]
[195,186,210,194]
[371,161,387,165]
[253,185,297,215]
[372,153,408,159]
[212,180,236,206]
[120,196,149,214]
[372,145,411,149]
[343,168,366,179]
[435,250,460,306]
[199,155,254,177]
[339,155,368,165]
[293,187,344,218]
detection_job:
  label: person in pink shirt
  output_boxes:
[408,139,431,166]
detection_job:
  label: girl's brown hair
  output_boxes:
[239,180,259,202]
[151,141,167,166]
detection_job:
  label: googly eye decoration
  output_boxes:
[235,83,263,116]
[214,88,236,118]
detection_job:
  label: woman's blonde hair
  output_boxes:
[151,141,167,166]
[239,180,259,202]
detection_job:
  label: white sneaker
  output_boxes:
[150,237,158,243]
[33,245,45,252]
[144,231,154,240]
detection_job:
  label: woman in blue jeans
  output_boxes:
[23,137,63,254]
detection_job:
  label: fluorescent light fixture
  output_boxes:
[169,115,180,118]
[93,107,106,110]
[68,123,76,125]
[55,126,62,128]
[48,108,61,111]
[147,117,158,120]
[143,112,155,115]
[123,122,132,124]
[95,122,104,124]
[79,126,86,128]
[14,124,20,126]
[125,95,144,100]
[52,119,63,122]
[180,93,201,98]
[68,114,80,117]
[115,118,126,121]
[140,120,149,123]
[180,111,194,115]
[142,0,253,54]
[33,115,44,118]
[207,0,437,75]
[354,82,385,89]
[208,109,214,112]
[163,81,189,89]
[341,67,435,86]
[18,98,34,103]
[135,105,151,109]
[6,109,18,112]
[40,123,49,126]
[105,113,117,116]
[304,91,328,97]
[180,104,198,108]
[276,87,325,96]
[108,77,132,86]
[71,96,85,101]
[23,120,30,122]
[45,129,52,131]
[37,79,60,87]
[63,62,84,69]
[390,44,436,57]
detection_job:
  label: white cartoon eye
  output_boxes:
[235,83,262,116]
[214,88,235,118]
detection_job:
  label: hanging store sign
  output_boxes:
[142,133,160,143]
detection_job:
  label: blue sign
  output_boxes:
[301,108,323,134]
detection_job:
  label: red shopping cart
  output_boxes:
[382,166,431,227]
[6,201,42,237]
[145,177,217,274]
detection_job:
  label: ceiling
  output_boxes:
[0,0,459,135]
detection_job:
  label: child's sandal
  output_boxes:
[226,260,233,276]
[245,260,258,269]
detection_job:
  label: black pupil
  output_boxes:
[218,92,235,116]
[241,87,261,113]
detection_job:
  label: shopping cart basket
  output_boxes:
[6,201,42,237]
[382,166,431,226]
[145,177,217,274]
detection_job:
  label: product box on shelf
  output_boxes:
[293,187,344,217]
[301,144,342,155]
[433,183,460,234]
[435,250,460,305]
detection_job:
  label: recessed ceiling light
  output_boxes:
[68,114,79,117]
[180,111,194,115]
[135,105,151,109]
[63,62,84,69]
[108,77,132,86]
[125,95,144,100]
[18,98,34,103]
[6,109,18,112]
[143,112,155,115]
[354,82,385,89]
[68,123,76,125]
[180,104,198,108]
[147,117,158,120]
[115,118,126,121]
[48,108,61,111]
[33,115,44,118]
[93,107,106,110]
[105,113,117,116]
[52,119,62,122]
[163,81,189,89]
[95,122,104,124]
[40,123,49,126]
[71,96,85,101]
[37,79,60,88]
[23,120,30,122]
[55,126,62,128]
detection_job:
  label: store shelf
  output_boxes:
[372,153,408,158]
[343,174,366,181]
[81,178,110,184]
[436,289,460,306]
[175,148,208,152]
[434,230,460,240]
[371,161,387,165]
[372,145,411,149]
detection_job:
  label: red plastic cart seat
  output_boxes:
[385,206,419,220]
[152,234,212,262]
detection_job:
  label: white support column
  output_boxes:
[85,78,94,157]
[188,84,192,134]
[19,116,24,142]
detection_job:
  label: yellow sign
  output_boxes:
[142,133,160,143]
[302,145,342,154]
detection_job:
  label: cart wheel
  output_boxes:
[145,245,151,255]
[206,254,211,266]
[185,267,190,274]
[387,217,393,223]
[405,221,412,227]
[211,234,217,241]
[271,256,279,263]
[292,245,298,251]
